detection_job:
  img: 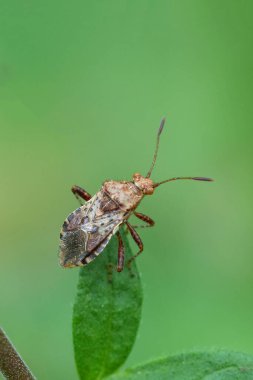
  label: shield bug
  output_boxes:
[59,118,213,271]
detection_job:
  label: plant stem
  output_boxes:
[0,327,35,380]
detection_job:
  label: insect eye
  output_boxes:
[143,187,154,195]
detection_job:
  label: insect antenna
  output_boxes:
[146,118,166,178]
[153,176,213,188]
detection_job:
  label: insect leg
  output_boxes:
[71,185,92,205]
[126,222,143,268]
[131,212,155,229]
[116,231,125,272]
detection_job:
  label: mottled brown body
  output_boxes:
[59,118,213,271]
[59,180,147,268]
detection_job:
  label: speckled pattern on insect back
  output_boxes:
[59,180,144,266]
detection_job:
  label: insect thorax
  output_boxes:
[103,180,143,211]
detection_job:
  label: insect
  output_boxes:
[59,118,213,272]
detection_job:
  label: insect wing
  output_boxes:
[59,201,90,267]
[59,192,124,267]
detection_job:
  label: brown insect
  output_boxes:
[59,118,213,271]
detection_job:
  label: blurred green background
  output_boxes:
[1,1,253,378]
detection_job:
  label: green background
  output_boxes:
[1,1,253,379]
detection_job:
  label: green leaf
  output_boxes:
[73,230,143,380]
[108,350,253,380]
